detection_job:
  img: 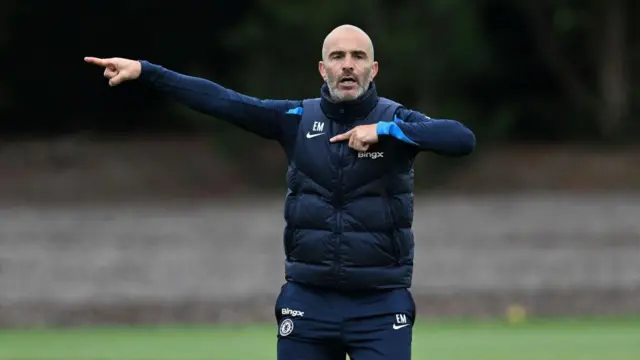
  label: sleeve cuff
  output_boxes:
[376,121,393,136]
[138,60,161,82]
[376,121,418,146]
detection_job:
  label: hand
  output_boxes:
[330,124,378,152]
[84,57,142,86]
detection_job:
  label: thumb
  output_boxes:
[330,130,353,143]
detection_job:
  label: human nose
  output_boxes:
[342,55,355,71]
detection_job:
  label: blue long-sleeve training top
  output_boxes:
[137,61,475,156]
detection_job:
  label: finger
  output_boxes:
[84,57,110,67]
[330,133,348,142]
[103,68,117,78]
[350,138,365,152]
[330,130,353,143]
[108,74,124,87]
[354,140,367,152]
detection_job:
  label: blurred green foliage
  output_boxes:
[1,0,637,187]
[164,0,637,146]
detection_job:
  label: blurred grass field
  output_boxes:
[1,317,638,360]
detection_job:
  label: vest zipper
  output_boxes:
[334,124,348,287]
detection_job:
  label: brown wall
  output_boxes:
[1,139,638,326]
[1,195,638,326]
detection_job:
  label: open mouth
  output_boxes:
[339,76,357,85]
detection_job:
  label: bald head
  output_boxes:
[319,25,378,102]
[322,25,374,61]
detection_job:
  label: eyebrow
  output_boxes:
[329,50,368,58]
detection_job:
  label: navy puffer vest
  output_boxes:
[283,83,415,291]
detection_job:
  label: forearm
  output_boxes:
[376,110,475,156]
[138,61,298,140]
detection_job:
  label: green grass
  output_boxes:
[0,318,638,360]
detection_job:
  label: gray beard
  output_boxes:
[328,81,367,102]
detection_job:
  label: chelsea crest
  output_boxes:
[279,318,294,337]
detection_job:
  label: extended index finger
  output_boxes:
[330,129,353,143]
[84,57,109,67]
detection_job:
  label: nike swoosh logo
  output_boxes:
[393,324,411,330]
[306,132,325,139]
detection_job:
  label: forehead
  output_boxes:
[324,30,372,56]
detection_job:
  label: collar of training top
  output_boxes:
[319,82,378,122]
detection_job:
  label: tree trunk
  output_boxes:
[598,0,628,140]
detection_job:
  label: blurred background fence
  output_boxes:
[1,0,640,327]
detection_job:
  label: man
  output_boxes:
[85,24,475,360]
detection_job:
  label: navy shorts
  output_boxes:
[274,282,416,360]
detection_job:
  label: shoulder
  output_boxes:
[376,97,433,123]
[377,97,404,110]
[394,107,432,123]
[377,97,427,123]
[376,97,406,120]
[258,99,305,116]
[279,98,321,116]
[301,98,321,108]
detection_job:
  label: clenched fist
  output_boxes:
[84,57,142,86]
